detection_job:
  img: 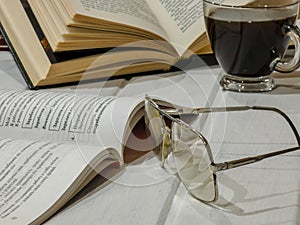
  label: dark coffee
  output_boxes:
[205,10,297,77]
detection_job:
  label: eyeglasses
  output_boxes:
[144,96,300,203]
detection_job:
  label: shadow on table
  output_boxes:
[208,174,300,217]
[179,172,300,224]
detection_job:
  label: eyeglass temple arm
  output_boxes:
[165,105,300,146]
[203,106,300,172]
[165,105,252,115]
[214,145,300,172]
[165,105,300,172]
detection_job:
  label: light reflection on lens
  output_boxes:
[144,98,164,149]
[171,122,216,202]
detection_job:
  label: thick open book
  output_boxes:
[0,0,211,89]
[0,89,159,225]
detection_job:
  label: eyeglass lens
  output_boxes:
[145,98,217,202]
[171,122,216,202]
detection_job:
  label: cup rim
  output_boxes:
[203,0,299,9]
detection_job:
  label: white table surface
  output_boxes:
[1,51,300,225]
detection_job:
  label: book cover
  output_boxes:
[0,22,36,89]
[0,33,8,51]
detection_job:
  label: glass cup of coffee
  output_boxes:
[203,0,300,92]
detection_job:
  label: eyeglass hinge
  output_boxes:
[214,156,264,172]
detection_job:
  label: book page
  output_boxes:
[63,0,169,40]
[0,137,117,225]
[146,0,205,56]
[0,0,51,85]
[0,90,143,154]
[0,90,113,143]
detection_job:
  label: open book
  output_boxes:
[0,88,159,225]
[0,0,212,89]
